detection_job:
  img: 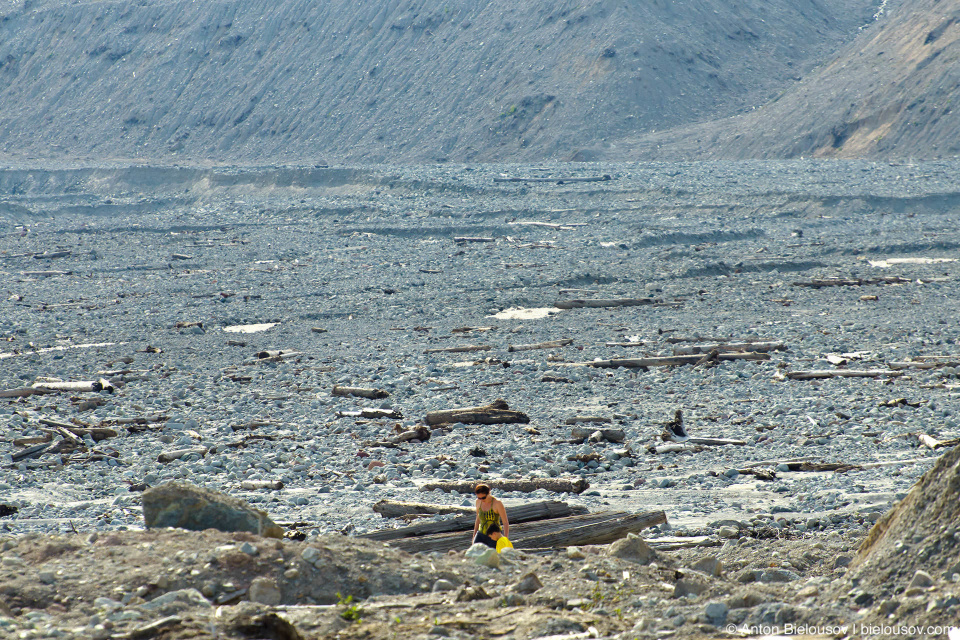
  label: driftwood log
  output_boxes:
[424,399,529,426]
[420,477,588,494]
[673,341,785,355]
[31,379,115,393]
[373,500,474,518]
[493,175,612,184]
[361,501,589,540]
[784,369,903,380]
[554,298,655,310]
[793,277,910,288]
[387,509,665,554]
[38,418,117,442]
[508,339,573,353]
[423,345,492,354]
[337,408,403,420]
[581,352,770,368]
[0,387,54,399]
[332,385,389,399]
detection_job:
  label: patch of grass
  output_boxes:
[336,592,363,623]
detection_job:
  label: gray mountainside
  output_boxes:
[0,0,875,164]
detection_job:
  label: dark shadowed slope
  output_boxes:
[0,0,874,164]
[623,0,960,160]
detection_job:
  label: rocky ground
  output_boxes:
[1,160,960,638]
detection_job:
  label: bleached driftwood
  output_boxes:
[31,379,114,393]
[508,338,573,352]
[454,237,495,243]
[423,345,492,354]
[424,399,529,426]
[555,298,655,310]
[420,477,589,495]
[337,408,403,420]
[38,418,117,441]
[673,341,785,355]
[793,277,910,288]
[784,369,903,380]
[580,352,770,368]
[332,385,389,399]
[0,387,54,399]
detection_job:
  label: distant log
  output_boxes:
[784,369,903,380]
[157,447,208,463]
[554,298,655,310]
[493,175,612,184]
[453,237,495,243]
[508,338,573,352]
[31,378,114,393]
[423,345,492,354]
[332,385,389,399]
[337,408,403,420]
[793,277,909,288]
[581,352,770,368]
[38,418,117,441]
[420,477,588,495]
[0,387,54,399]
[424,399,529,426]
[673,341,785,355]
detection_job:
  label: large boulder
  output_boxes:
[142,481,283,538]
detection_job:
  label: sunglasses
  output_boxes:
[476,492,488,497]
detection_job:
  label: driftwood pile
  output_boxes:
[362,498,667,554]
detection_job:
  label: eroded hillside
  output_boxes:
[0,0,875,163]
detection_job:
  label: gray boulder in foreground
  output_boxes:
[142,481,283,538]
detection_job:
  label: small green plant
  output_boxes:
[336,592,362,623]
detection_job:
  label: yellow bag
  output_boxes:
[496,537,513,553]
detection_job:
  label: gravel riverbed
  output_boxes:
[1,160,959,638]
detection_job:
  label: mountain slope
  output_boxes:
[621,0,960,159]
[0,0,874,163]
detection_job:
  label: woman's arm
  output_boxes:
[473,504,480,537]
[497,500,509,538]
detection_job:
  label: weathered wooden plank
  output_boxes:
[673,341,785,355]
[332,385,389,399]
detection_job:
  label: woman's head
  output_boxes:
[474,483,491,498]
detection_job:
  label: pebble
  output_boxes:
[432,579,455,592]
[703,601,728,626]
[248,577,282,606]
[566,547,586,560]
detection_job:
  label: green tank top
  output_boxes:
[478,502,502,535]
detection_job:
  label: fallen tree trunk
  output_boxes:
[423,345,492,354]
[373,500,474,518]
[361,500,589,540]
[554,298,655,310]
[337,408,403,420]
[0,387,54,399]
[387,510,665,554]
[420,477,588,494]
[332,385,389,399]
[580,352,770,368]
[673,341,785,355]
[508,339,573,353]
[31,379,114,393]
[688,437,746,446]
[453,237,495,243]
[784,369,903,380]
[793,277,910,288]
[493,175,612,184]
[424,399,529,426]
